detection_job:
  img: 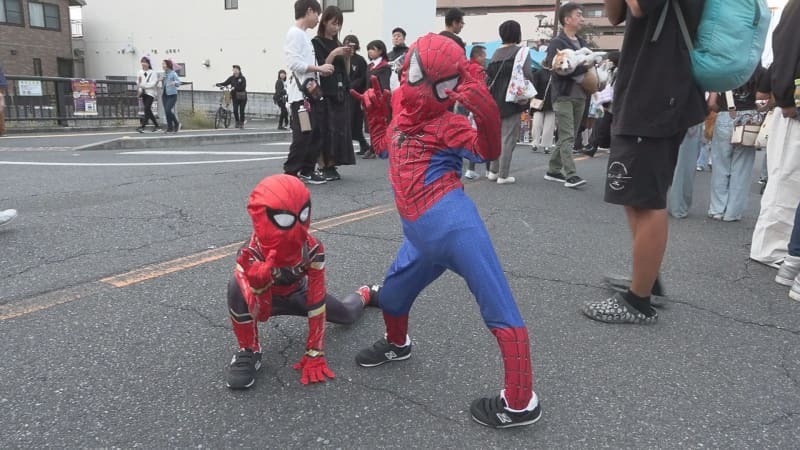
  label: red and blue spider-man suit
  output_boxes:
[353,34,539,423]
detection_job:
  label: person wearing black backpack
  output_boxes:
[582,0,706,325]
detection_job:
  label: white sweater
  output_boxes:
[284,25,316,103]
[137,69,158,98]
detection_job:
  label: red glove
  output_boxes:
[292,353,335,385]
[351,76,391,155]
[236,247,277,290]
[444,79,501,162]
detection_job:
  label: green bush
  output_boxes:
[180,110,213,130]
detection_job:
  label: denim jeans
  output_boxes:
[708,111,757,221]
[790,200,800,257]
[696,139,711,169]
[667,123,703,218]
[162,94,179,130]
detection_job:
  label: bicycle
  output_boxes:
[214,86,233,129]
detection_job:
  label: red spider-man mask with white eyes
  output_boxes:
[397,33,469,123]
[247,174,311,264]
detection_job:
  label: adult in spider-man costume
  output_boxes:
[225,174,378,389]
[351,33,541,428]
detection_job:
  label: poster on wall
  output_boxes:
[18,80,43,96]
[71,79,98,116]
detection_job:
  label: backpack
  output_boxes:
[654,0,770,92]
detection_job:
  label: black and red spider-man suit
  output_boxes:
[353,34,539,420]
[228,174,369,385]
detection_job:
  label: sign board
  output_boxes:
[17,80,43,96]
[71,79,98,116]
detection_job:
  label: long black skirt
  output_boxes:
[318,96,355,167]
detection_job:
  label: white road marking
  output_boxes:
[260,142,292,146]
[119,151,288,156]
[0,156,286,167]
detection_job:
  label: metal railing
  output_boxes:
[2,75,194,125]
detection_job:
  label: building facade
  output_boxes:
[435,0,624,50]
[0,0,85,77]
[74,0,435,90]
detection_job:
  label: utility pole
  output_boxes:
[553,0,560,37]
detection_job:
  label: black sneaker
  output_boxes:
[362,150,377,159]
[152,127,162,133]
[136,126,145,133]
[582,292,658,325]
[322,167,341,181]
[583,146,597,158]
[470,395,542,429]
[544,172,566,183]
[225,349,263,389]
[298,171,328,185]
[564,175,587,188]
[356,338,411,367]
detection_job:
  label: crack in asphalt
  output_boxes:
[154,301,230,331]
[661,296,800,336]
[504,270,607,291]
[270,321,297,387]
[345,379,460,425]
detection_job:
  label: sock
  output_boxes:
[623,289,655,317]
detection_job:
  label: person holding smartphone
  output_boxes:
[311,5,355,181]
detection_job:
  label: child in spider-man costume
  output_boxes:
[351,34,541,428]
[225,174,377,389]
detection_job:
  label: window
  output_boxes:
[29,2,60,30]
[33,58,43,76]
[225,0,238,9]
[1,0,24,25]
[323,0,354,12]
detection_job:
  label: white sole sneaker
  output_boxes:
[497,176,516,184]
[790,287,800,302]
[464,170,479,180]
[486,172,499,181]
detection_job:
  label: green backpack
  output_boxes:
[653,0,770,92]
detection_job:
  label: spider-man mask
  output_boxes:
[398,33,469,121]
[247,174,311,264]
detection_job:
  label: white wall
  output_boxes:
[78,0,435,92]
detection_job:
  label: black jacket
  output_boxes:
[217,75,246,93]
[486,45,534,118]
[532,68,554,112]
[545,32,589,99]
[771,0,800,108]
[387,44,409,63]
[349,53,368,94]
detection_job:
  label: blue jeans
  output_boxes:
[790,200,800,257]
[667,123,703,218]
[708,111,757,221]
[697,139,711,169]
[162,94,179,130]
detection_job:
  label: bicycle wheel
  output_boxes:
[214,108,224,129]
[223,110,231,128]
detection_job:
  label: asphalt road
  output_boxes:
[0,141,797,448]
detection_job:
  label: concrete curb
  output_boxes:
[74,130,291,151]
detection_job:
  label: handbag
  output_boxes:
[505,47,537,103]
[731,123,760,146]
[530,75,551,111]
[755,110,773,148]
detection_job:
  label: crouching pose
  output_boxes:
[351,34,541,428]
[226,174,377,389]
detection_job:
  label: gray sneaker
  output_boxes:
[582,293,658,325]
[791,275,800,302]
[776,255,800,286]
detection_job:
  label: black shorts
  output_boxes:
[603,132,685,210]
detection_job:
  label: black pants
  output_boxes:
[278,101,289,128]
[590,112,612,149]
[284,101,323,176]
[351,103,369,152]
[140,94,158,128]
[232,96,247,124]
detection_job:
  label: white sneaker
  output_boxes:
[0,209,18,226]
[464,170,479,180]
[497,176,516,185]
[486,172,499,181]
[791,274,800,302]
